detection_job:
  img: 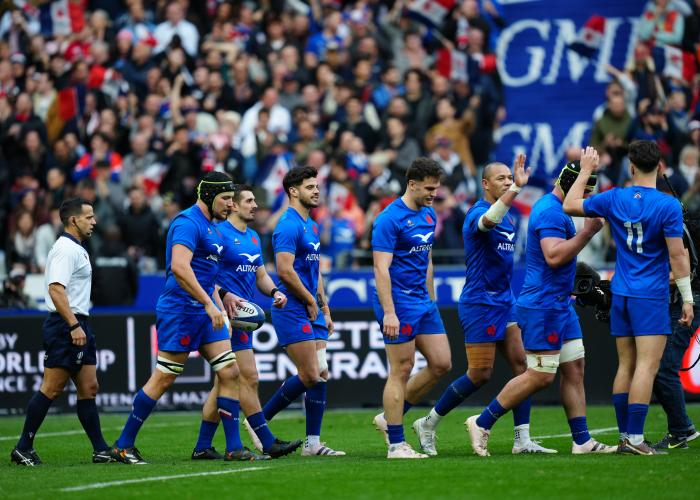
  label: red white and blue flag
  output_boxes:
[568,14,606,59]
[652,45,696,83]
[39,0,85,37]
[406,0,456,28]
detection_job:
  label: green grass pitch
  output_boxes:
[0,405,698,499]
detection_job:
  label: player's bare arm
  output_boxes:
[426,250,436,301]
[317,270,333,337]
[373,250,399,339]
[256,266,287,308]
[276,250,317,320]
[540,217,604,268]
[667,236,695,326]
[563,146,599,216]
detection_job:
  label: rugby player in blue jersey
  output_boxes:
[261,166,345,456]
[371,158,452,459]
[192,185,302,459]
[563,142,693,455]
[412,155,556,455]
[112,172,268,464]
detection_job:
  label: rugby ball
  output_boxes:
[230,300,266,332]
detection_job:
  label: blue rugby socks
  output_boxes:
[247,411,276,451]
[476,398,508,430]
[116,389,157,449]
[263,375,307,421]
[194,420,219,452]
[568,416,591,445]
[217,397,243,453]
[612,392,629,439]
[16,391,53,450]
[627,403,649,445]
[77,399,109,451]
[305,381,327,445]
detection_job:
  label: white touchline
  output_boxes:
[60,466,269,492]
[0,422,190,441]
[0,413,298,441]
[533,426,619,440]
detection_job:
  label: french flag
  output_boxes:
[39,0,85,37]
[568,15,606,59]
[406,0,456,28]
[652,45,696,83]
[435,48,468,83]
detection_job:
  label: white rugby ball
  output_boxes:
[230,300,266,332]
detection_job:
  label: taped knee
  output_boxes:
[317,348,329,380]
[210,350,236,372]
[156,356,185,375]
[526,353,560,373]
[560,339,585,364]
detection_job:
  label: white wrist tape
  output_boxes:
[223,314,231,331]
[509,184,522,193]
[675,275,694,304]
[478,198,509,231]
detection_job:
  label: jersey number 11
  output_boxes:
[624,221,643,254]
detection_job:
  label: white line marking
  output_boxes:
[0,413,299,441]
[533,426,619,439]
[0,421,191,441]
[60,466,268,492]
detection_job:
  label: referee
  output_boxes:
[11,198,112,466]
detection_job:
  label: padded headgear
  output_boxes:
[556,161,597,196]
[197,172,235,214]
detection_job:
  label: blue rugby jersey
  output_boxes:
[583,186,683,300]
[371,198,437,303]
[518,193,577,310]
[459,199,516,307]
[216,221,264,300]
[157,204,224,314]
[272,207,321,310]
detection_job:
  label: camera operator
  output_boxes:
[651,214,700,450]
[0,266,38,310]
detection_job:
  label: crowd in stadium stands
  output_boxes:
[0,0,700,305]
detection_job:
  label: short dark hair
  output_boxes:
[283,166,318,195]
[59,197,91,225]
[406,157,444,183]
[233,184,254,202]
[628,140,661,173]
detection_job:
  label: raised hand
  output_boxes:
[580,146,600,173]
[513,153,531,188]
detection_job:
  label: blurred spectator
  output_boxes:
[377,116,421,181]
[118,187,160,273]
[677,144,700,188]
[91,225,139,306]
[34,207,62,273]
[154,1,200,56]
[0,266,37,310]
[638,0,685,47]
[7,210,37,272]
[590,94,632,160]
[425,97,477,175]
[122,133,158,189]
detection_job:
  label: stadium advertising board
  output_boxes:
[494,0,644,196]
[1,309,698,413]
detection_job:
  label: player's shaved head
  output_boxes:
[482,162,509,181]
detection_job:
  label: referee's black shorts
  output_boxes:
[42,313,97,372]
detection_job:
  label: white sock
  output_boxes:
[514,424,530,445]
[306,435,320,447]
[628,434,644,446]
[424,409,442,430]
[620,432,629,442]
